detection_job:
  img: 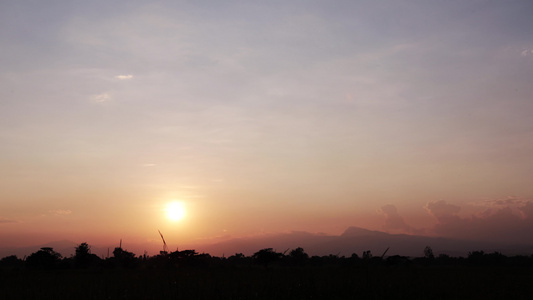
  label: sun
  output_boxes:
[166,201,186,221]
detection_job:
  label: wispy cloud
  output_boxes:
[471,196,533,209]
[49,209,72,216]
[90,92,111,103]
[115,74,133,80]
[0,217,17,224]
[521,49,533,56]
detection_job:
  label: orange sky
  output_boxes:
[2,1,533,253]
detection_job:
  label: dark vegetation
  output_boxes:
[1,243,533,299]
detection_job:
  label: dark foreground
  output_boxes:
[1,265,532,300]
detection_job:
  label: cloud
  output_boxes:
[373,200,533,244]
[91,92,111,103]
[0,218,17,224]
[49,209,72,216]
[520,201,533,219]
[115,74,133,80]
[425,200,533,244]
[521,49,533,56]
[471,196,533,214]
[491,196,529,206]
[378,204,423,234]
[425,200,461,223]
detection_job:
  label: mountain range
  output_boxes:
[199,226,533,257]
[2,227,532,259]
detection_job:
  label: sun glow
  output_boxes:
[166,201,186,221]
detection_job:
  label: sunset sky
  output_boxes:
[1,1,533,252]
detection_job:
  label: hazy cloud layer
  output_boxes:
[378,200,533,244]
[0,218,17,224]
[425,200,533,244]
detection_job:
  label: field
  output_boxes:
[2,264,532,299]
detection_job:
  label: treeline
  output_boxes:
[1,243,533,270]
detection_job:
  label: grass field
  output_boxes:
[1,264,532,299]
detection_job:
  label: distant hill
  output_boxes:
[2,227,532,259]
[198,226,533,257]
[341,226,390,237]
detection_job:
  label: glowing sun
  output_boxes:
[166,201,186,221]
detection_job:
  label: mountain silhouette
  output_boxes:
[199,226,533,257]
[340,226,390,237]
[2,227,532,259]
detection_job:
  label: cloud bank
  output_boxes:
[425,200,533,244]
[380,199,533,245]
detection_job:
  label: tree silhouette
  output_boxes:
[289,247,308,259]
[253,248,283,267]
[287,247,309,265]
[112,246,136,268]
[167,249,211,267]
[228,253,251,265]
[362,250,372,260]
[467,250,485,266]
[467,250,506,266]
[74,242,101,268]
[0,255,23,268]
[424,246,435,260]
[228,253,245,261]
[26,247,62,269]
[76,242,90,256]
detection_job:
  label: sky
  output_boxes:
[1,0,533,252]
